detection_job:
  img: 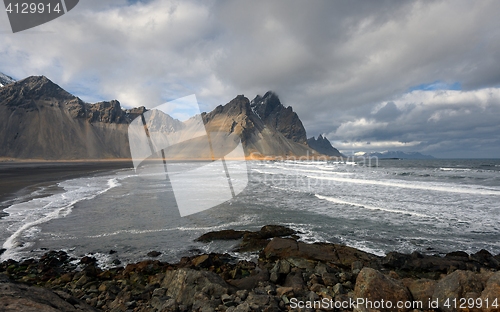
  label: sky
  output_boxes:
[1,0,500,158]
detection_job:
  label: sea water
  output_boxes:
[1,159,499,267]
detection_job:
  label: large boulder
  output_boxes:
[403,278,437,310]
[432,270,485,312]
[195,225,297,252]
[353,268,412,312]
[480,271,500,312]
[195,230,250,243]
[0,276,96,312]
[262,237,299,259]
[161,268,234,307]
[262,237,381,268]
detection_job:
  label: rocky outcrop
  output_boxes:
[307,134,343,157]
[251,91,307,144]
[262,237,382,268]
[382,250,500,278]
[196,225,298,252]
[2,226,500,311]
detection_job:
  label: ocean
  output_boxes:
[1,159,499,268]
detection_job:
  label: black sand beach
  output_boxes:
[0,160,133,214]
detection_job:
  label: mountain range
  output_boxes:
[0,75,342,160]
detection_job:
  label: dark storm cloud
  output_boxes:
[329,89,500,157]
[1,0,499,157]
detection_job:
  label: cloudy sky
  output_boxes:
[1,0,500,158]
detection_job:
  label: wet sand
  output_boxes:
[0,160,133,214]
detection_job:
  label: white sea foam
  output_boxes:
[1,176,122,261]
[308,175,500,195]
[440,167,472,172]
[340,239,386,257]
[284,168,353,176]
[314,194,428,218]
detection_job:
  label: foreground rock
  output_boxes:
[1,225,500,312]
[353,268,412,312]
[0,274,96,312]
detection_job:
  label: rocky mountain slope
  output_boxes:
[0,72,16,87]
[307,134,343,157]
[203,95,315,157]
[250,91,307,144]
[0,76,336,160]
[0,76,140,159]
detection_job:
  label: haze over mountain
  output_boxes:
[0,76,333,160]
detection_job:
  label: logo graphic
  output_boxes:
[128,95,248,217]
[4,0,79,33]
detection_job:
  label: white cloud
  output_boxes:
[1,0,500,156]
[328,87,500,157]
[334,118,388,139]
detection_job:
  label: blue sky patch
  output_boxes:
[409,81,461,92]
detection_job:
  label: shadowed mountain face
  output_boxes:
[203,95,315,157]
[307,135,343,157]
[0,76,138,159]
[0,76,331,160]
[250,91,307,145]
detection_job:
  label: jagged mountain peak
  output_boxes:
[19,75,58,88]
[204,94,253,123]
[307,134,343,157]
[4,75,75,102]
[202,93,315,157]
[250,91,283,118]
[250,91,307,144]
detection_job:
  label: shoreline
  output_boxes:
[1,225,500,312]
[0,160,133,212]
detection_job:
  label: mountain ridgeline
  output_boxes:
[307,135,343,157]
[0,75,341,160]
